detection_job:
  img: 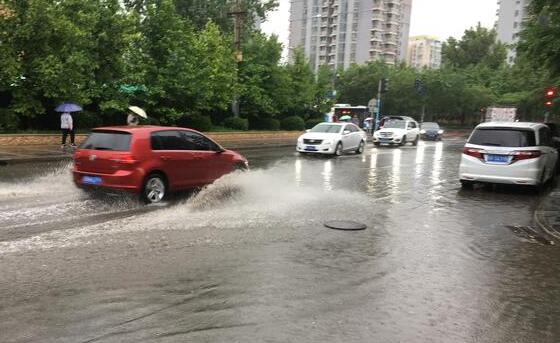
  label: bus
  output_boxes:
[327,104,369,128]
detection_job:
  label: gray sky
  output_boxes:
[261,0,499,54]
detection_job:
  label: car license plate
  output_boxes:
[486,154,509,163]
[82,176,102,185]
[305,146,317,151]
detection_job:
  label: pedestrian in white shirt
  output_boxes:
[60,112,76,148]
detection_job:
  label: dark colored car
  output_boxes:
[420,122,444,141]
[73,126,248,203]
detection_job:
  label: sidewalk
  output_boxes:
[534,188,560,241]
[0,131,302,165]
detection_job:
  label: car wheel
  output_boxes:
[142,173,167,204]
[413,135,419,146]
[334,142,343,156]
[356,140,365,154]
[400,135,407,146]
[460,180,474,189]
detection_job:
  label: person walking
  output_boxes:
[60,112,75,148]
[127,106,147,126]
[127,112,140,126]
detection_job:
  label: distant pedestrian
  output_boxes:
[127,106,147,126]
[60,112,75,148]
[127,112,140,126]
[351,115,360,126]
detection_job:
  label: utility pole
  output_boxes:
[374,80,382,130]
[228,0,246,117]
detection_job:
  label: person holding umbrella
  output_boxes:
[127,106,147,126]
[55,103,82,149]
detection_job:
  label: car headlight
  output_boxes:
[297,136,303,143]
[438,130,444,134]
[420,129,426,134]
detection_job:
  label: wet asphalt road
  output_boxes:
[1,140,560,343]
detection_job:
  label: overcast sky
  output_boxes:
[261,0,499,54]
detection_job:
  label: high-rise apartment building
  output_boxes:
[407,36,442,69]
[496,0,531,64]
[289,0,413,72]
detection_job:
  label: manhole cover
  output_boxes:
[324,220,367,231]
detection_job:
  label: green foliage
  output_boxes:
[281,116,305,131]
[518,0,560,77]
[306,118,324,129]
[249,117,280,130]
[442,24,507,69]
[177,114,213,131]
[223,117,249,131]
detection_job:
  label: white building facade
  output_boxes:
[496,0,531,64]
[289,0,413,72]
[407,36,442,69]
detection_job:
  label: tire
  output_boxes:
[535,170,547,193]
[400,135,407,146]
[334,142,343,156]
[460,180,474,189]
[412,135,419,146]
[356,140,365,154]
[142,173,167,204]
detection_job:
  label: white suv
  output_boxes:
[459,122,558,188]
[373,116,420,147]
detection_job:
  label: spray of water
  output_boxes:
[0,162,78,199]
[0,162,373,254]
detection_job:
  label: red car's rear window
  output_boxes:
[81,131,132,151]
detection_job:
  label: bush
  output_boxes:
[0,109,20,132]
[223,117,249,131]
[177,114,213,132]
[305,118,324,129]
[76,112,103,129]
[249,117,280,130]
[281,116,305,131]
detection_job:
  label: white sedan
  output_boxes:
[459,122,558,188]
[297,123,367,156]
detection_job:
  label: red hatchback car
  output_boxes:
[73,126,248,203]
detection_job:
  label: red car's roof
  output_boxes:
[92,125,200,133]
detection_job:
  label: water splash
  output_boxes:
[0,162,78,199]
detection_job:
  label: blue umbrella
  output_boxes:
[55,103,82,113]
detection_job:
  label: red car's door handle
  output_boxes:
[160,156,171,161]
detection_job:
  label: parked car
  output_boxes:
[73,126,248,203]
[296,122,366,156]
[459,122,558,188]
[420,122,444,141]
[373,116,420,146]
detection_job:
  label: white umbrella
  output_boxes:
[128,106,147,119]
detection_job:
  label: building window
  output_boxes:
[514,10,519,16]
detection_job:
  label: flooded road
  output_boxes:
[1,141,559,343]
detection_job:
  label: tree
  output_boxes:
[282,48,316,118]
[442,24,507,69]
[518,0,560,77]
[2,0,132,126]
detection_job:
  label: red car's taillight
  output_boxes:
[462,147,483,159]
[110,155,138,166]
[511,150,541,161]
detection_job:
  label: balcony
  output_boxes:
[371,34,383,42]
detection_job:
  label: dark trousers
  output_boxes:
[61,129,75,145]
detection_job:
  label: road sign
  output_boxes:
[368,98,377,112]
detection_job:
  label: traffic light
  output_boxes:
[545,87,557,107]
[381,78,389,93]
